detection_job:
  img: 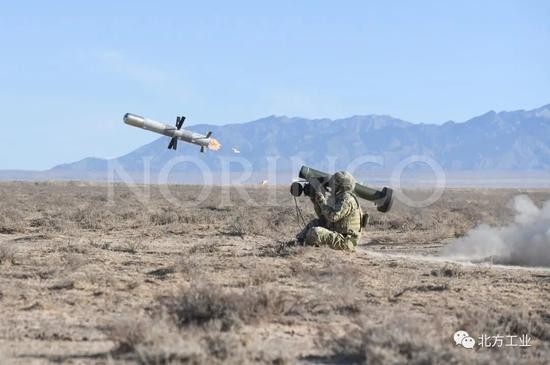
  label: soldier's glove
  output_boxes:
[313,190,326,204]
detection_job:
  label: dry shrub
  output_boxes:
[202,332,247,362]
[256,240,305,258]
[0,208,25,234]
[150,209,179,226]
[264,206,299,239]
[430,263,463,278]
[29,215,66,231]
[188,242,219,255]
[316,315,458,365]
[71,206,117,230]
[34,251,91,282]
[107,317,283,365]
[224,221,246,238]
[220,208,277,238]
[107,317,204,364]
[247,266,277,286]
[0,245,16,265]
[108,318,148,353]
[268,253,367,316]
[460,309,550,343]
[112,240,145,254]
[59,252,88,272]
[297,258,364,315]
[54,239,90,254]
[178,256,202,277]
[294,254,361,290]
[163,284,292,331]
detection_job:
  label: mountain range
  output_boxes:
[48,104,550,176]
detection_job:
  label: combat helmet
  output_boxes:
[328,171,356,193]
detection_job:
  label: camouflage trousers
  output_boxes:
[297,219,357,251]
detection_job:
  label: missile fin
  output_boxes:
[168,137,178,150]
[206,131,212,138]
[200,146,205,153]
[176,116,186,130]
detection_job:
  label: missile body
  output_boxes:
[123,113,220,151]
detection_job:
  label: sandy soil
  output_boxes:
[0,182,548,364]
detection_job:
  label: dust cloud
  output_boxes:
[443,195,550,267]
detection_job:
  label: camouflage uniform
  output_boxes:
[295,196,326,243]
[298,171,363,251]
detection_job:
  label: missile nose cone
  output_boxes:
[123,113,145,127]
[123,112,136,124]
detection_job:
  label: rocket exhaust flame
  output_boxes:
[208,138,221,151]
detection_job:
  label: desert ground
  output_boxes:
[0,182,549,364]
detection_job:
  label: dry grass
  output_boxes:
[0,182,549,364]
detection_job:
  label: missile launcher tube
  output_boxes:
[298,165,394,212]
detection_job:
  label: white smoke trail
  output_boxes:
[443,195,550,267]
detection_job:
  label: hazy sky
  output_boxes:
[1,0,549,170]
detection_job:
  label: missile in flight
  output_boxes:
[123,113,221,152]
